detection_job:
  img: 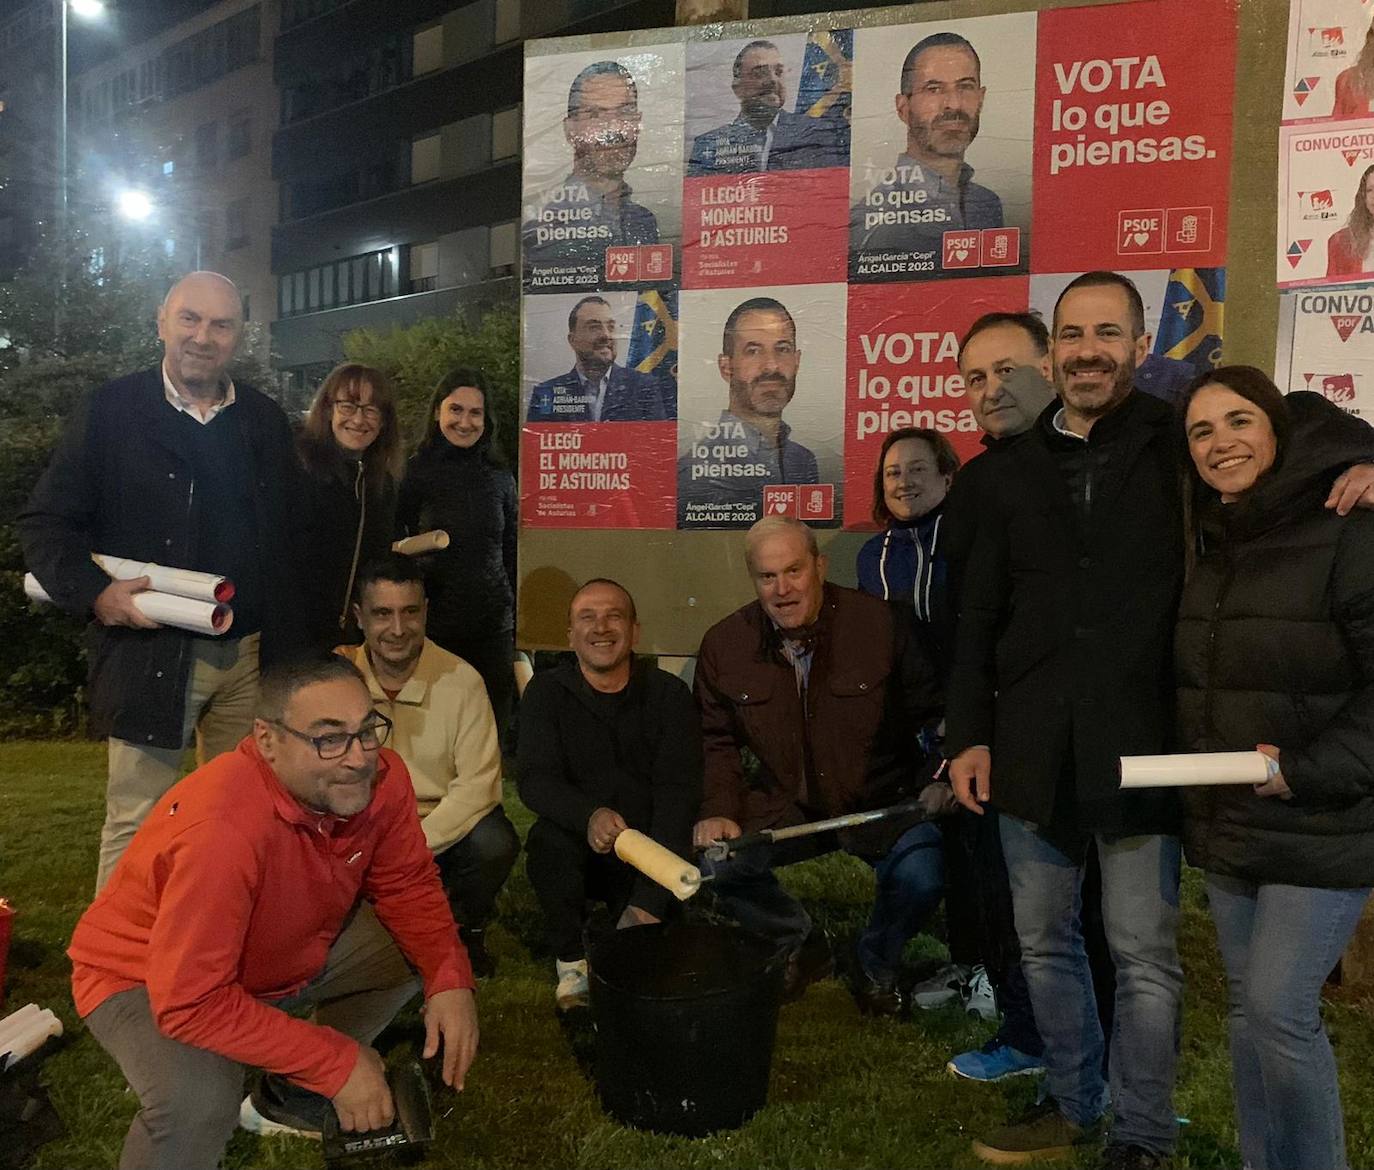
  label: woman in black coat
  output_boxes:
[296,362,403,648]
[397,367,518,738]
[1174,366,1374,1170]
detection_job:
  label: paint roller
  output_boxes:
[613,830,703,901]
[392,531,450,556]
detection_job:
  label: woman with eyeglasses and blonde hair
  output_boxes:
[296,362,404,647]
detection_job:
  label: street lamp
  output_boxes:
[55,0,107,334]
[115,189,153,222]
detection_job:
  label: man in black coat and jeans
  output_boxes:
[19,272,301,891]
[947,273,1374,1170]
[517,578,702,1012]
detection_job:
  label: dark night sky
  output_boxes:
[0,0,223,70]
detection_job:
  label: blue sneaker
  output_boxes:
[947,1039,1044,1082]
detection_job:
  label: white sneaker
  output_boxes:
[555,958,589,1011]
[962,963,999,1021]
[909,962,971,1010]
[237,1094,323,1140]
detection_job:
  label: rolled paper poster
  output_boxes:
[24,574,231,636]
[92,554,234,603]
[0,1003,42,1052]
[1119,751,1278,789]
[22,574,52,605]
[613,829,703,901]
[0,1007,62,1071]
[391,531,450,556]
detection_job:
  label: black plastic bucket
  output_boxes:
[588,921,785,1137]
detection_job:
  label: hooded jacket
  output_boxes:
[1175,392,1374,887]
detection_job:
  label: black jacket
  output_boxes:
[17,367,302,748]
[396,443,517,643]
[516,659,703,918]
[945,392,1183,835]
[297,455,397,649]
[1175,393,1374,888]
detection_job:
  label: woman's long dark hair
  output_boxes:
[419,366,504,466]
[298,362,403,491]
[1178,364,1291,574]
[869,427,960,526]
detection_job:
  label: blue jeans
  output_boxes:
[701,820,945,980]
[1206,875,1371,1170]
[999,816,1182,1154]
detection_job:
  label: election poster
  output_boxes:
[844,276,1026,527]
[1276,287,1374,420]
[1030,267,1226,397]
[520,289,678,529]
[1031,0,1233,275]
[1278,119,1374,287]
[677,284,845,529]
[518,0,1237,535]
[521,43,685,292]
[683,31,852,288]
[1283,0,1374,123]
[848,13,1035,283]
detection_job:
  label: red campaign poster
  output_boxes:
[1031,0,1235,274]
[682,169,850,288]
[520,422,677,529]
[843,276,1029,529]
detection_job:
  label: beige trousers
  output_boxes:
[99,632,260,890]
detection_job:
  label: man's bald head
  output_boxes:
[157,271,244,398]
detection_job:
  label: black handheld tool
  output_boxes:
[321,1060,434,1165]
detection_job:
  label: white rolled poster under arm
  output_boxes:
[24,573,232,636]
[1119,751,1279,789]
[91,554,234,603]
[391,530,450,556]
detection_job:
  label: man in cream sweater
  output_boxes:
[340,556,519,976]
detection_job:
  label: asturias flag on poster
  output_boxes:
[627,289,678,415]
[1154,267,1226,371]
[796,28,853,130]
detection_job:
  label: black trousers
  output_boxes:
[525,817,637,962]
[429,626,517,744]
[433,806,521,929]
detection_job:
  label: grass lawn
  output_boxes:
[2,739,1373,1169]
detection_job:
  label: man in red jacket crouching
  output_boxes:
[68,652,478,1170]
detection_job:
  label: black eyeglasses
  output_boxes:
[269,712,393,759]
[333,400,382,421]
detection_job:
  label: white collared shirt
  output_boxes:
[162,360,235,424]
[1051,406,1088,442]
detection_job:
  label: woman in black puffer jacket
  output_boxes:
[397,367,518,737]
[1174,366,1374,1170]
[296,363,403,648]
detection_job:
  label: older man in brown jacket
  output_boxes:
[692,516,946,1013]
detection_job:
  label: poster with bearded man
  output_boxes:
[848,14,1034,282]
[676,284,846,529]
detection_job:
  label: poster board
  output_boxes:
[516,0,1278,655]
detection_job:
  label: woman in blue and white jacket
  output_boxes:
[856,427,959,668]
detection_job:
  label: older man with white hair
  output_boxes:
[692,516,948,1012]
[20,271,303,888]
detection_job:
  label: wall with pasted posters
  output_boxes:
[517,0,1255,650]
